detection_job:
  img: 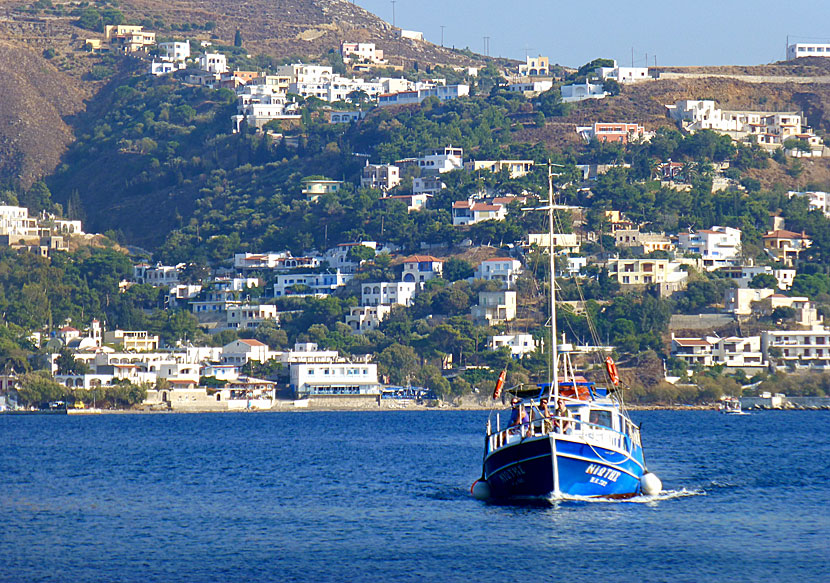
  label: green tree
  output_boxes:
[234,29,243,47]
[16,371,67,407]
[444,257,474,281]
[377,343,418,385]
[749,273,778,289]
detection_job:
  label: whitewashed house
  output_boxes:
[474,258,523,288]
[488,334,537,357]
[677,226,742,271]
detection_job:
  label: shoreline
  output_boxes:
[18,402,826,415]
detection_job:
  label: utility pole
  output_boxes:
[440,25,445,47]
[391,0,396,27]
[483,36,490,57]
[631,46,634,67]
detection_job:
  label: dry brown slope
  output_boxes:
[0,39,89,189]
[117,0,485,67]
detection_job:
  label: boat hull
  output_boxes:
[483,435,645,500]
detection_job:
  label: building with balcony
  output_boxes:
[606,258,688,296]
[488,334,538,357]
[273,270,352,297]
[762,327,830,370]
[302,179,343,201]
[103,330,160,352]
[471,290,517,325]
[361,282,417,307]
[360,164,400,191]
[613,229,673,254]
[677,226,742,271]
[474,258,523,288]
[763,230,812,265]
[401,255,443,283]
[345,305,392,334]
[290,361,380,396]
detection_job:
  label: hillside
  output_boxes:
[0,0,491,188]
[0,38,89,188]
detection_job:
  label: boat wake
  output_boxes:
[550,487,704,505]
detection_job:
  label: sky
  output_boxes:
[354,0,830,67]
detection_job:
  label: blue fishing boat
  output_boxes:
[472,164,662,502]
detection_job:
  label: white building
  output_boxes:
[399,30,424,41]
[666,100,823,153]
[518,55,550,77]
[762,327,830,370]
[159,41,190,62]
[507,80,553,95]
[561,81,607,102]
[198,52,228,74]
[133,262,183,286]
[234,252,320,271]
[232,87,301,133]
[361,164,400,191]
[527,233,581,254]
[788,190,830,217]
[606,258,689,296]
[724,288,777,316]
[290,361,380,396]
[474,257,523,288]
[290,77,382,103]
[677,226,742,271]
[597,62,650,84]
[273,270,353,297]
[401,255,443,283]
[412,176,446,196]
[488,333,537,357]
[787,43,830,60]
[221,339,270,364]
[717,265,795,290]
[103,330,160,352]
[345,305,392,334]
[417,147,463,174]
[452,200,508,226]
[361,282,417,307]
[340,42,385,64]
[224,304,279,331]
[378,85,469,106]
[150,61,183,76]
[472,290,517,325]
[385,193,431,212]
[464,159,534,178]
[671,335,766,371]
[277,63,334,84]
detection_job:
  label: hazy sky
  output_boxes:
[354,0,830,67]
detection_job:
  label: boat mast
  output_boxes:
[547,162,559,401]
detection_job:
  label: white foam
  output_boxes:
[549,488,704,504]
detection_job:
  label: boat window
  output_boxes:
[589,409,613,429]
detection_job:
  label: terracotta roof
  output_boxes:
[452,201,471,209]
[471,203,502,211]
[763,230,808,239]
[673,338,712,347]
[482,257,517,263]
[402,255,444,263]
[59,326,79,332]
[239,339,267,347]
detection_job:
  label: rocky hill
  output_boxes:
[0,0,489,188]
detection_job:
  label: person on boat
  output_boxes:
[539,397,553,433]
[555,398,571,434]
[508,397,530,435]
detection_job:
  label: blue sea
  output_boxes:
[1,410,828,583]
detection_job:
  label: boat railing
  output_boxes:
[486,415,640,455]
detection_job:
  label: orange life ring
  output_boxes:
[605,356,620,386]
[492,369,507,400]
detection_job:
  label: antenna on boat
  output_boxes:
[547,161,559,402]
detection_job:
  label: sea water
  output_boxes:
[1,410,828,583]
